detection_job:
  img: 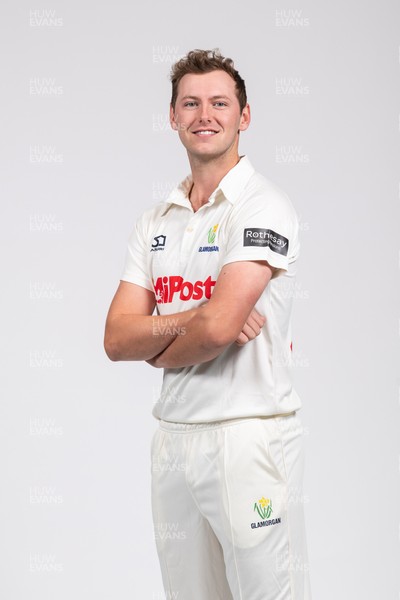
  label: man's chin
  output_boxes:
[187,147,226,163]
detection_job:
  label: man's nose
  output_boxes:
[199,105,211,122]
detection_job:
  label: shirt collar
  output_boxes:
[162,155,255,212]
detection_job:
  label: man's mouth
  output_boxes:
[192,129,219,136]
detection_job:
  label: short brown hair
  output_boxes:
[170,48,247,112]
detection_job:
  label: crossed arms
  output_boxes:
[104,260,274,369]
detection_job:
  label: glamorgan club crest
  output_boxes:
[251,496,281,530]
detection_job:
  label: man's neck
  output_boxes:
[187,151,241,212]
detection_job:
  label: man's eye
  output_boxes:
[214,102,227,107]
[184,101,197,107]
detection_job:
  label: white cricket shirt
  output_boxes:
[121,155,302,423]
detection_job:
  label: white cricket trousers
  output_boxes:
[151,411,312,600]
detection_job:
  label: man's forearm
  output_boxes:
[149,308,236,369]
[104,308,199,361]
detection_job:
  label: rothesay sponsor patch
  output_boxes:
[243,228,288,256]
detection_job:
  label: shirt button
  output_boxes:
[186,227,193,232]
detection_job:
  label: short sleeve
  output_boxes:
[221,190,300,274]
[120,213,153,291]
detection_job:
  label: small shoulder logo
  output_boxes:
[151,235,166,252]
[251,496,281,530]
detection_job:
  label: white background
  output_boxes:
[1,0,399,598]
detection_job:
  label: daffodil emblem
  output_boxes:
[254,496,273,520]
[207,224,219,244]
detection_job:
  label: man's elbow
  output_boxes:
[104,335,121,361]
[104,342,121,362]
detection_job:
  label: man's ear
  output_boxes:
[239,103,251,132]
[169,103,178,131]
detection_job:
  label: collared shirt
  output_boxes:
[121,155,302,422]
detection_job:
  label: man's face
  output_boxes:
[170,70,250,162]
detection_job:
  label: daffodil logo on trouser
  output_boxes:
[207,224,219,244]
[254,497,273,520]
[250,496,281,529]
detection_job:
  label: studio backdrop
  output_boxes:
[1,0,399,598]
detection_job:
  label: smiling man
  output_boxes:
[104,49,311,600]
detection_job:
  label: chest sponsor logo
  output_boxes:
[243,228,288,256]
[151,234,166,251]
[198,223,219,253]
[153,275,216,304]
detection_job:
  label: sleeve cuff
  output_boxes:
[120,273,154,292]
[220,249,289,271]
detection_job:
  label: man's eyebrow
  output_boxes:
[180,95,231,101]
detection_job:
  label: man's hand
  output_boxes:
[235,307,266,346]
[200,301,266,347]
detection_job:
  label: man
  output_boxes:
[104,48,311,600]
